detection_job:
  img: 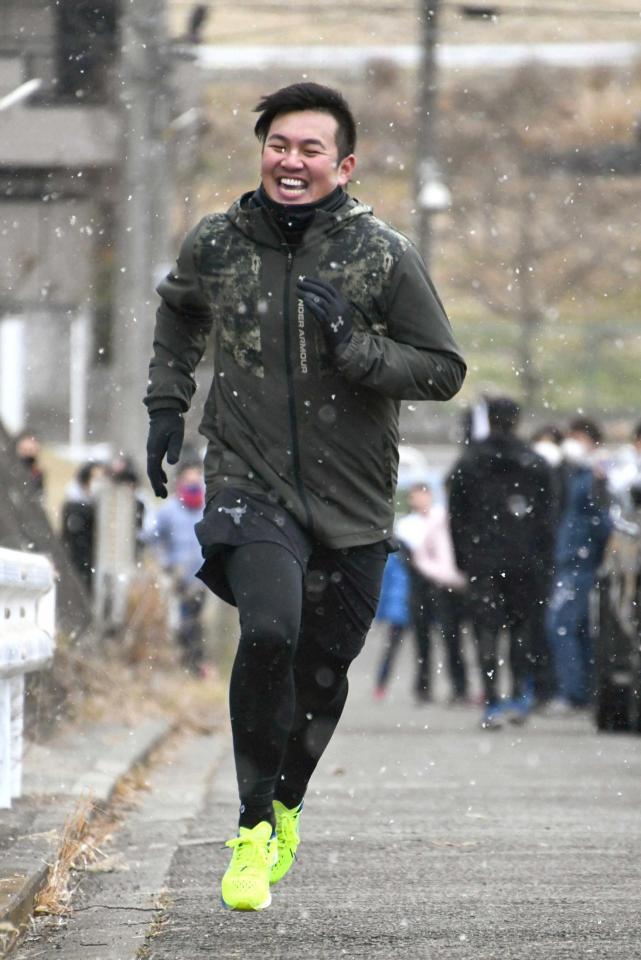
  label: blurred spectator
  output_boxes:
[61,461,104,590]
[394,484,441,702]
[373,551,412,699]
[607,420,641,511]
[144,462,208,675]
[108,453,148,536]
[15,430,46,500]
[410,489,471,704]
[531,424,563,469]
[449,397,555,729]
[394,483,469,703]
[547,418,613,713]
[527,424,566,707]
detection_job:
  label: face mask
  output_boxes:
[561,437,591,466]
[178,482,204,510]
[533,440,562,468]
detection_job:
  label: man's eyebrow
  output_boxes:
[266,134,327,148]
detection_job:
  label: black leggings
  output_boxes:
[224,539,386,828]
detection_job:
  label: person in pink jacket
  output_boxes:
[395,483,472,703]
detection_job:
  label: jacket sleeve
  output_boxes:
[533,460,556,575]
[334,244,466,400]
[447,460,473,573]
[144,220,214,414]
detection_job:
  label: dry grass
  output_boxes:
[33,731,186,919]
[120,567,174,666]
[33,796,96,917]
[33,797,120,917]
[30,555,229,739]
[136,889,174,959]
[168,0,641,47]
[0,921,19,957]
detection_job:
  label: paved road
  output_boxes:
[13,632,641,959]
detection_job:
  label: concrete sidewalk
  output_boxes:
[4,631,640,959]
[0,717,173,940]
[153,631,641,959]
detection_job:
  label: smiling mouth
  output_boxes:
[278,177,308,196]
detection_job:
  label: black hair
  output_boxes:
[110,455,139,486]
[77,461,99,488]
[531,424,563,445]
[633,420,641,442]
[253,82,357,161]
[487,396,521,434]
[176,460,203,478]
[409,482,432,494]
[568,417,603,446]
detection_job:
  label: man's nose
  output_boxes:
[281,150,304,167]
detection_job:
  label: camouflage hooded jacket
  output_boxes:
[144,193,466,548]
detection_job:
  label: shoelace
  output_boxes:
[225,834,269,870]
[277,810,300,852]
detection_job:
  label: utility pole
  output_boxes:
[111,0,173,465]
[415,0,446,270]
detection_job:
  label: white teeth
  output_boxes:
[280,178,306,188]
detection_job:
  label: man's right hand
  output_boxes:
[146,409,185,498]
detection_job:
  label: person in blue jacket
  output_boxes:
[145,462,207,674]
[548,418,612,710]
[373,551,411,698]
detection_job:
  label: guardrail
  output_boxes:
[0,547,56,808]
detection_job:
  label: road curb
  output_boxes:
[0,717,175,948]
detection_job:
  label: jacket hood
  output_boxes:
[225,191,373,250]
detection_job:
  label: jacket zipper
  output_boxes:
[283,249,315,534]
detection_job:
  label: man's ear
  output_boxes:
[337,154,356,185]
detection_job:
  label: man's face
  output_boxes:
[409,487,432,514]
[569,430,596,451]
[17,435,40,460]
[178,467,203,488]
[260,109,356,205]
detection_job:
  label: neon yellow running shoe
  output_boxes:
[270,800,302,885]
[221,821,277,911]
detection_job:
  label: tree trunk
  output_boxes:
[516,184,542,410]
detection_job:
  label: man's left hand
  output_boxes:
[297,277,353,353]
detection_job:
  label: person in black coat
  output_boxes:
[61,461,103,590]
[448,397,555,728]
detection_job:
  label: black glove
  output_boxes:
[146,408,184,498]
[297,277,353,353]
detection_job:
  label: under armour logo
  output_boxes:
[217,503,247,526]
[330,316,344,334]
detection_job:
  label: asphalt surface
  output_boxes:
[0,718,172,948]
[10,629,641,959]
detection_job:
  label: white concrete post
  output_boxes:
[0,315,26,435]
[93,480,137,631]
[69,309,92,449]
[0,681,11,808]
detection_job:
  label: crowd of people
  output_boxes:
[14,401,641,720]
[374,398,641,730]
[13,429,211,676]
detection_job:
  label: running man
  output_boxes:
[144,82,466,910]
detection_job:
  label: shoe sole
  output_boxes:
[508,714,528,725]
[221,892,272,911]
